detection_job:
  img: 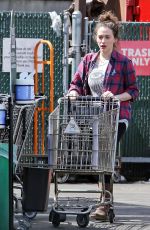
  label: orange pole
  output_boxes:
[41,63,45,154]
[34,40,54,155]
[33,43,39,155]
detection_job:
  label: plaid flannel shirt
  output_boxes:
[69,50,139,121]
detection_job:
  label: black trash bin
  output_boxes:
[22,167,51,212]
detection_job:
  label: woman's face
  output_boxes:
[96,26,116,56]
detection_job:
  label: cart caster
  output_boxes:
[17,218,31,230]
[113,171,121,183]
[108,209,115,223]
[49,210,61,227]
[76,214,89,228]
[17,226,29,230]
[57,173,69,183]
[49,208,66,222]
[17,227,27,230]
[23,211,37,220]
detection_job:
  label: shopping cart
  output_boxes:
[0,95,46,229]
[13,96,47,227]
[48,96,120,227]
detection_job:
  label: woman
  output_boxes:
[68,11,139,220]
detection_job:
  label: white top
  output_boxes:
[88,59,128,128]
[88,60,109,97]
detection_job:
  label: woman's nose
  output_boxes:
[101,37,105,42]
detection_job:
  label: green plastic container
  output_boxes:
[0,143,17,230]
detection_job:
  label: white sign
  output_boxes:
[2,38,43,73]
[64,117,81,134]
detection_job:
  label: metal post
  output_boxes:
[63,12,70,94]
[8,96,13,230]
[9,10,16,230]
[74,0,86,40]
[83,17,89,54]
[10,10,16,101]
[88,20,94,53]
[71,11,82,79]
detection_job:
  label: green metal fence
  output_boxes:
[118,22,150,180]
[0,12,64,100]
[119,23,150,160]
[0,13,150,179]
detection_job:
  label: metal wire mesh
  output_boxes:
[0,96,46,172]
[48,97,120,173]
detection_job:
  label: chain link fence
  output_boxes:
[0,12,64,167]
[0,12,150,179]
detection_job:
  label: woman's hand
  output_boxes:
[102,91,114,100]
[102,91,132,101]
[66,90,79,100]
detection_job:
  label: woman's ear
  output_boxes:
[113,38,118,49]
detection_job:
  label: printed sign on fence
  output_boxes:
[119,41,150,76]
[2,38,43,73]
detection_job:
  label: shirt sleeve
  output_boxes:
[68,58,85,95]
[123,59,139,101]
[68,53,94,95]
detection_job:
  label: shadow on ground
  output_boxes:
[26,201,150,229]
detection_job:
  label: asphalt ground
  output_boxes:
[14,180,150,229]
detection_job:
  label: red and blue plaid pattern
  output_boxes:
[69,50,139,121]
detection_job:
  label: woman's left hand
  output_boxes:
[102,91,114,99]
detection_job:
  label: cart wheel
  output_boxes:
[23,211,37,220]
[49,210,60,227]
[17,226,28,230]
[76,214,89,228]
[57,173,69,183]
[49,208,66,223]
[108,209,115,223]
[52,213,60,227]
[18,218,31,230]
[59,211,66,222]
[113,171,121,183]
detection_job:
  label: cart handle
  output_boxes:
[67,95,119,102]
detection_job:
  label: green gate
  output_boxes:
[119,22,150,181]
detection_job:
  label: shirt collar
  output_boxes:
[111,50,118,60]
[91,49,117,63]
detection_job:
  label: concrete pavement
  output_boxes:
[15,181,150,229]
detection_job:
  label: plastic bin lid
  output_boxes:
[0,143,17,163]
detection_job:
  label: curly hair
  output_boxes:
[93,11,119,40]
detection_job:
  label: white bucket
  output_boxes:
[15,72,35,104]
[0,103,6,129]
